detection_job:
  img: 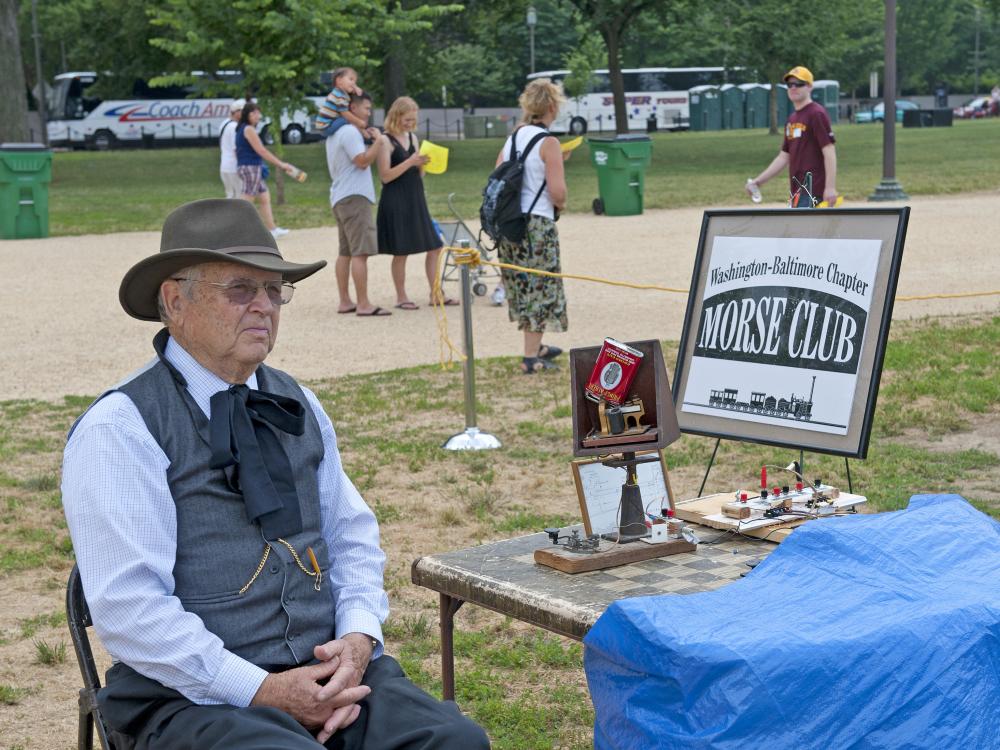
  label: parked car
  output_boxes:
[953,96,994,119]
[855,99,919,123]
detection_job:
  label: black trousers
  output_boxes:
[98,656,490,750]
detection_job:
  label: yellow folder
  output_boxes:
[816,195,844,208]
[560,136,583,153]
[419,140,449,174]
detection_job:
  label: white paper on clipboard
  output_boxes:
[571,451,670,536]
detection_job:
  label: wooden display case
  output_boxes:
[569,339,681,457]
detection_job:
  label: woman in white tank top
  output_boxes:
[494,79,570,375]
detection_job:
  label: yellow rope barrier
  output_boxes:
[445,245,690,294]
[894,290,1000,301]
[433,247,466,368]
[431,245,1000,368]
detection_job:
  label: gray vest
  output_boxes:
[116,359,333,668]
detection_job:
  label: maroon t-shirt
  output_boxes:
[781,101,835,202]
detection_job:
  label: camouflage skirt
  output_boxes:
[497,215,568,333]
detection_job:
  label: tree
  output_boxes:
[435,44,514,108]
[897,0,960,93]
[21,0,174,99]
[1,0,31,142]
[369,0,463,108]
[563,0,661,133]
[726,0,877,134]
[562,33,604,99]
[621,2,737,69]
[368,0,581,111]
[148,0,448,202]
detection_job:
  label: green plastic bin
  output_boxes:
[483,115,508,137]
[0,143,52,239]
[586,135,652,216]
[463,115,487,139]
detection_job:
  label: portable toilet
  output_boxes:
[720,84,745,129]
[812,79,840,124]
[739,83,769,129]
[775,83,791,128]
[688,85,722,131]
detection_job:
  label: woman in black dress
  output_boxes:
[376,97,453,309]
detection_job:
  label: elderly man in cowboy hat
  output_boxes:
[62,199,490,750]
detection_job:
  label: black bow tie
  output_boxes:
[209,384,306,540]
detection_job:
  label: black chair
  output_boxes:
[66,564,122,750]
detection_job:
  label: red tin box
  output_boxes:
[584,338,644,404]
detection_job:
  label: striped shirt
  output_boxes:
[62,336,387,707]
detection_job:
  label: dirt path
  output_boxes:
[3,193,998,402]
[1,194,998,748]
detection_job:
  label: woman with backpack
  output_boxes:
[494,78,569,375]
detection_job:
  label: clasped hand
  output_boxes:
[251,634,373,743]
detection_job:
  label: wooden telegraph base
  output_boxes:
[534,536,696,574]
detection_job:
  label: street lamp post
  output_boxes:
[869,0,908,201]
[527,6,537,74]
[31,0,49,146]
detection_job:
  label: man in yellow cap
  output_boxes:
[747,66,838,207]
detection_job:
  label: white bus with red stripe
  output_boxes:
[46,72,321,150]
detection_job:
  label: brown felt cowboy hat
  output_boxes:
[120,198,327,321]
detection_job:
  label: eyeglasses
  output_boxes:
[172,278,295,306]
[786,81,809,89]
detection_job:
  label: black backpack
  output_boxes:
[479,128,550,245]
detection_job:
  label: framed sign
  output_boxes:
[571,450,672,536]
[672,208,909,458]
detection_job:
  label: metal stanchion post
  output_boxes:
[443,240,501,451]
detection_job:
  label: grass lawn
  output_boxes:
[47,117,1000,236]
[1,314,997,748]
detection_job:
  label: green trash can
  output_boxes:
[0,143,52,239]
[463,115,487,139]
[586,135,652,216]
[483,115,508,138]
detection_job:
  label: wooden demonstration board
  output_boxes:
[674,490,870,542]
[533,536,696,574]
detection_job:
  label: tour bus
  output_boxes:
[527,67,734,134]
[46,71,325,150]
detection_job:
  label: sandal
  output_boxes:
[537,345,563,360]
[356,306,392,317]
[521,356,557,375]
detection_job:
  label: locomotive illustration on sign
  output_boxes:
[707,376,816,421]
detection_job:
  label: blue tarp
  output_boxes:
[584,495,1000,749]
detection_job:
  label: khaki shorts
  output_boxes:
[220,171,242,199]
[332,195,377,257]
